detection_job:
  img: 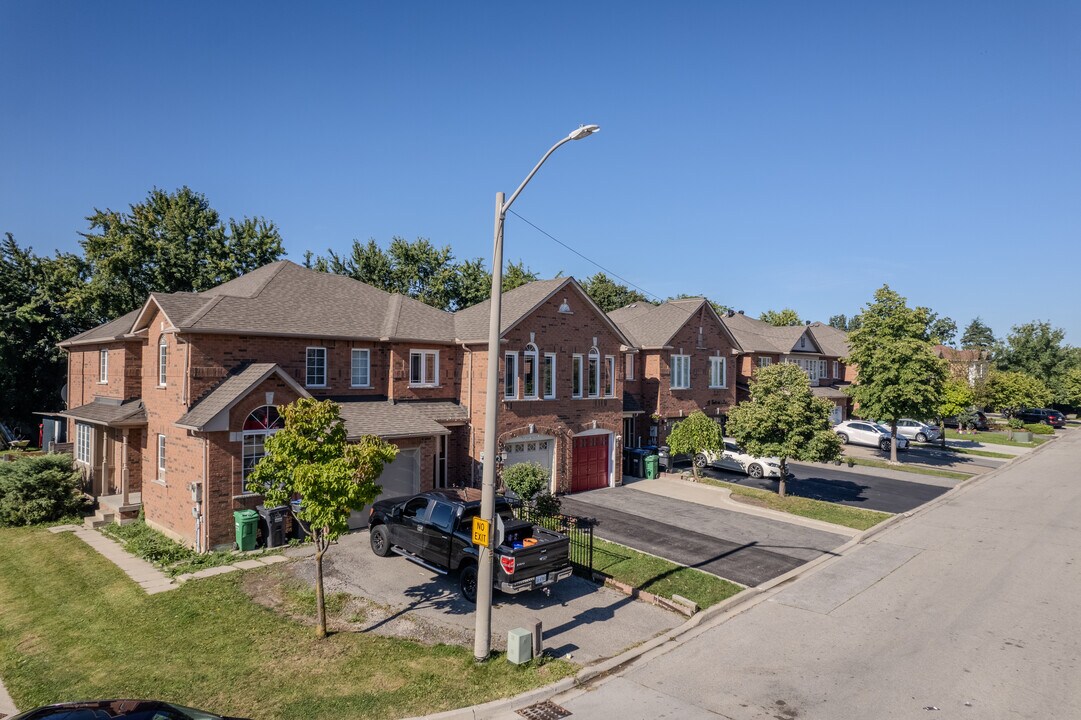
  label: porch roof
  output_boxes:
[60,398,146,427]
[812,385,851,400]
[337,399,452,440]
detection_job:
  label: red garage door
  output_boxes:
[571,434,609,493]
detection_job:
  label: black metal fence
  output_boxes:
[514,503,596,575]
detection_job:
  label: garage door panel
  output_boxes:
[572,434,609,493]
[349,449,419,529]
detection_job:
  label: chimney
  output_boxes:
[737,310,744,315]
[805,320,811,325]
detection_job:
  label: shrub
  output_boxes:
[0,453,87,526]
[1025,423,1054,435]
[533,491,562,516]
[1007,417,1025,430]
[501,462,550,502]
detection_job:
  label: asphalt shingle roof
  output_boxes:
[720,313,825,355]
[61,398,146,426]
[175,363,291,430]
[337,400,451,439]
[59,310,141,347]
[608,298,707,348]
[808,322,851,358]
[453,278,570,342]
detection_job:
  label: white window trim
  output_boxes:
[671,354,691,390]
[351,348,371,388]
[409,349,440,387]
[158,337,168,387]
[758,356,772,368]
[833,360,840,378]
[523,344,539,400]
[587,348,601,399]
[605,355,616,398]
[504,351,519,400]
[709,356,727,389]
[625,353,635,381]
[157,434,166,478]
[306,346,328,388]
[98,349,108,384]
[543,353,557,400]
[75,423,92,464]
[572,354,584,399]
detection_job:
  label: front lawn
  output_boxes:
[0,527,573,719]
[944,429,1048,447]
[591,537,743,609]
[843,456,971,481]
[698,477,892,531]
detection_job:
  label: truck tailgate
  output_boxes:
[503,527,571,578]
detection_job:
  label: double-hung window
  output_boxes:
[587,348,601,398]
[671,354,691,389]
[99,349,108,384]
[75,423,91,464]
[306,347,327,387]
[758,356,772,368]
[409,350,439,386]
[625,353,635,381]
[157,434,166,479]
[604,355,616,397]
[158,336,168,387]
[523,344,538,399]
[572,354,584,399]
[504,352,518,400]
[351,349,370,387]
[833,360,840,378]
[543,353,556,399]
[709,356,727,388]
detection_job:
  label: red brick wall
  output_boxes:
[387,343,460,401]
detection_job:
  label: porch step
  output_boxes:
[84,511,116,530]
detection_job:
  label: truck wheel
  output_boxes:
[747,463,764,479]
[369,525,391,557]
[459,563,478,603]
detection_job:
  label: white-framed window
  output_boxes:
[242,406,284,493]
[351,348,371,387]
[98,349,108,384]
[543,353,556,399]
[625,353,635,381]
[306,347,327,387]
[572,354,583,399]
[671,354,691,389]
[157,434,166,478]
[409,349,439,386]
[833,360,840,378]
[605,355,616,397]
[709,356,727,388]
[758,356,772,368]
[523,343,538,399]
[587,347,601,398]
[793,357,824,381]
[158,336,168,387]
[75,422,92,464]
[504,352,518,400]
[819,359,828,378]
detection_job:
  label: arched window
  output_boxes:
[523,343,539,399]
[242,406,284,490]
[587,347,601,398]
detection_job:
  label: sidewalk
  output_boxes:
[0,672,16,717]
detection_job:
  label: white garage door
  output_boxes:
[349,448,420,530]
[503,435,554,473]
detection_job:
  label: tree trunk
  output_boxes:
[778,459,787,498]
[314,533,327,639]
[939,420,946,448]
[890,420,899,464]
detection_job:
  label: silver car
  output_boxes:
[895,418,940,444]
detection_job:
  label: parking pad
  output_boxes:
[289,530,683,664]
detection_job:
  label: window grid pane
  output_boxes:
[158,339,167,386]
[306,348,326,386]
[351,349,370,387]
[605,356,615,397]
[572,356,583,398]
[543,354,556,399]
[504,353,518,399]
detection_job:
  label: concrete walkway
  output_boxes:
[0,671,17,717]
[626,474,862,537]
[49,525,178,594]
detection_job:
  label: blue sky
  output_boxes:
[2,1,1079,342]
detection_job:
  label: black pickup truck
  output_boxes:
[368,488,573,602]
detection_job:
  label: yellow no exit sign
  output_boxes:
[472,517,491,548]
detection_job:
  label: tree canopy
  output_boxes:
[668,294,731,316]
[994,321,1075,400]
[960,317,995,349]
[828,313,861,332]
[759,308,803,327]
[845,285,948,462]
[580,272,649,312]
[926,314,958,346]
[665,411,724,482]
[980,371,1053,415]
[726,363,842,496]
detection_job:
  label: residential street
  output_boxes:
[542,428,1081,719]
[559,487,849,587]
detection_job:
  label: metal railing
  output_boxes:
[513,503,595,575]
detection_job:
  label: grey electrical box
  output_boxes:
[507,628,533,665]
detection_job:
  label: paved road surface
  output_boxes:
[560,487,849,587]
[546,428,1081,719]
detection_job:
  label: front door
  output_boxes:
[571,434,609,493]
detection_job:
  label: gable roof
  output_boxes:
[60,398,146,427]
[720,313,826,355]
[609,298,741,350]
[59,310,142,348]
[808,322,851,358]
[175,363,310,431]
[454,277,634,346]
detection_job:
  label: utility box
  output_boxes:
[234,509,259,552]
[507,628,533,665]
[257,504,288,548]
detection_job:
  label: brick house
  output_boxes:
[934,345,990,387]
[609,298,742,447]
[59,261,633,550]
[719,312,853,423]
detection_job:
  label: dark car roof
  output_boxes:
[10,700,231,719]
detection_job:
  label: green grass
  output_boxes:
[101,519,276,576]
[943,429,1048,447]
[698,477,892,531]
[0,527,573,719]
[935,446,1014,459]
[591,537,743,608]
[844,456,971,481]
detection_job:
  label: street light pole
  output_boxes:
[474,124,600,662]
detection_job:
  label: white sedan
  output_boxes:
[834,420,909,451]
[694,438,784,479]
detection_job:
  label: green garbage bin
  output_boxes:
[234,509,259,551]
[644,454,660,479]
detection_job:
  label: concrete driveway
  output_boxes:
[289,530,682,664]
[559,485,849,587]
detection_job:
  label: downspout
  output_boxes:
[183,335,191,409]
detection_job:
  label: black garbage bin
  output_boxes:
[256,504,288,548]
[288,499,308,541]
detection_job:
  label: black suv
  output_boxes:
[1013,408,1066,428]
[942,410,989,431]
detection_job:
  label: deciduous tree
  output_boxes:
[248,398,397,638]
[759,308,803,327]
[981,371,1053,416]
[580,272,649,312]
[845,285,948,462]
[994,321,1075,399]
[937,377,975,446]
[726,363,842,497]
[665,411,723,483]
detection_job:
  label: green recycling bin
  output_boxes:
[234,509,259,551]
[644,454,660,479]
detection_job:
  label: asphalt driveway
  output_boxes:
[559,486,849,587]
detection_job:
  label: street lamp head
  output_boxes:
[568,124,600,140]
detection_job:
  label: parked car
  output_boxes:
[1013,408,1065,428]
[368,488,572,602]
[941,410,989,431]
[894,419,940,444]
[8,700,243,719]
[693,438,784,479]
[834,420,909,452]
